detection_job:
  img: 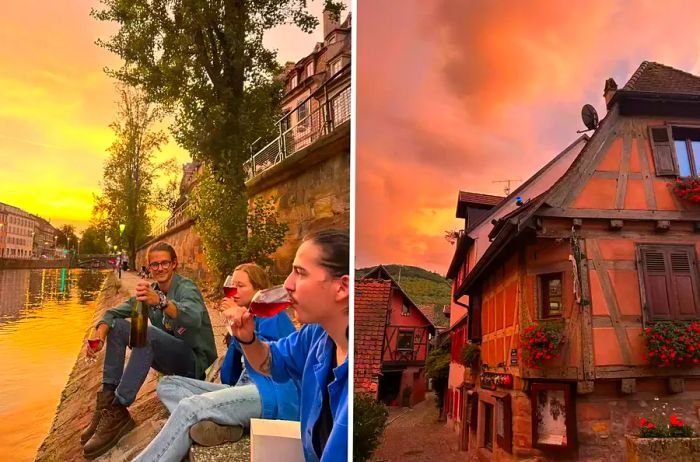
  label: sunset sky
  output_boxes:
[0,0,347,231]
[356,0,700,273]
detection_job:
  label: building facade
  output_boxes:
[445,62,700,460]
[355,266,435,407]
[0,203,59,259]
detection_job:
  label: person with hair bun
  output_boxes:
[227,229,350,462]
[81,241,217,460]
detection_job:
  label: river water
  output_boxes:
[0,268,108,461]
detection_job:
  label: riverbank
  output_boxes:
[0,258,69,270]
[35,271,233,461]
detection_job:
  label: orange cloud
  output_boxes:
[357,0,700,272]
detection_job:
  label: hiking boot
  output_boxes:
[80,390,115,445]
[83,403,135,460]
[189,421,244,446]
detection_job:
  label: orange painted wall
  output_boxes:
[480,254,519,368]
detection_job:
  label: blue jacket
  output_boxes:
[269,324,348,462]
[222,312,301,421]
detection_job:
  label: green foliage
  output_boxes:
[642,321,700,367]
[92,0,344,274]
[426,343,451,410]
[56,225,78,248]
[353,393,388,462]
[79,226,110,254]
[459,343,480,368]
[192,165,287,278]
[639,406,697,438]
[92,86,174,267]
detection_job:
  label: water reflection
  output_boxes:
[0,268,109,461]
[0,269,106,325]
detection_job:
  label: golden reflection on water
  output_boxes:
[0,268,107,462]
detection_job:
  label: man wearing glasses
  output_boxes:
[81,241,217,460]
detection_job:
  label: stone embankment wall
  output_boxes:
[0,258,69,270]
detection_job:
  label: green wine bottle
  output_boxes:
[129,300,148,348]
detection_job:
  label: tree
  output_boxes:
[426,342,451,420]
[91,0,345,277]
[80,225,110,254]
[93,86,174,267]
[193,165,287,277]
[56,225,78,249]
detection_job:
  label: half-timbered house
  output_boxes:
[445,62,700,460]
[355,265,435,406]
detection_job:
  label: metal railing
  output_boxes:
[244,81,351,181]
[151,199,193,239]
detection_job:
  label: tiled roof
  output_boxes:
[417,304,436,324]
[354,279,391,395]
[622,61,700,95]
[458,191,504,207]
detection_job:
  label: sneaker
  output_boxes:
[189,421,244,446]
[80,390,115,445]
[83,403,135,460]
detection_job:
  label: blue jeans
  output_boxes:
[103,318,197,406]
[132,375,262,462]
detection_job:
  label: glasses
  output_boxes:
[149,260,172,270]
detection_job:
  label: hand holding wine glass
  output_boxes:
[223,301,255,343]
[85,326,103,364]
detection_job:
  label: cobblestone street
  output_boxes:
[371,393,466,462]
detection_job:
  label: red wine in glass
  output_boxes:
[249,286,292,318]
[223,275,237,298]
[87,339,101,350]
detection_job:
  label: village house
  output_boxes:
[444,61,700,460]
[355,265,435,407]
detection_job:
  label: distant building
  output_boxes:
[355,265,435,407]
[0,202,59,259]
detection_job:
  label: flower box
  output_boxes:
[642,321,700,368]
[519,321,564,369]
[625,435,700,462]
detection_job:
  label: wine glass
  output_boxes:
[220,275,238,335]
[85,326,100,365]
[249,286,292,318]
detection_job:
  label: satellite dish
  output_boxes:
[581,104,599,131]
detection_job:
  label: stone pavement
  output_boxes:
[371,392,466,462]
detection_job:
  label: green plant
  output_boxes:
[639,401,696,438]
[519,321,564,369]
[459,343,480,368]
[642,322,700,368]
[401,386,413,407]
[353,393,388,462]
[426,344,451,411]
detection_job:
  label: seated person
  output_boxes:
[132,263,300,462]
[82,242,217,460]
[228,230,349,462]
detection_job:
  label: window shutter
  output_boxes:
[640,246,673,320]
[649,126,679,176]
[669,248,700,320]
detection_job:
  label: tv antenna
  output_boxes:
[492,179,522,196]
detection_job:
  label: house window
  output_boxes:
[650,126,700,176]
[329,58,342,76]
[306,61,314,78]
[297,100,309,129]
[540,273,563,318]
[531,383,576,451]
[401,302,410,316]
[290,73,298,89]
[396,330,414,351]
[637,244,700,321]
[483,402,494,451]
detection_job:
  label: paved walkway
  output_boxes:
[371,393,465,462]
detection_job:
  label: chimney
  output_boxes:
[604,78,618,106]
[323,9,340,39]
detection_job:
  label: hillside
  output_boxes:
[356,265,452,327]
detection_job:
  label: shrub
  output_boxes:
[459,343,480,368]
[519,321,564,369]
[639,401,696,438]
[642,321,700,368]
[353,393,389,462]
[426,344,451,410]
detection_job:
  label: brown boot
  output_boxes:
[82,403,135,460]
[189,420,244,446]
[80,390,115,444]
